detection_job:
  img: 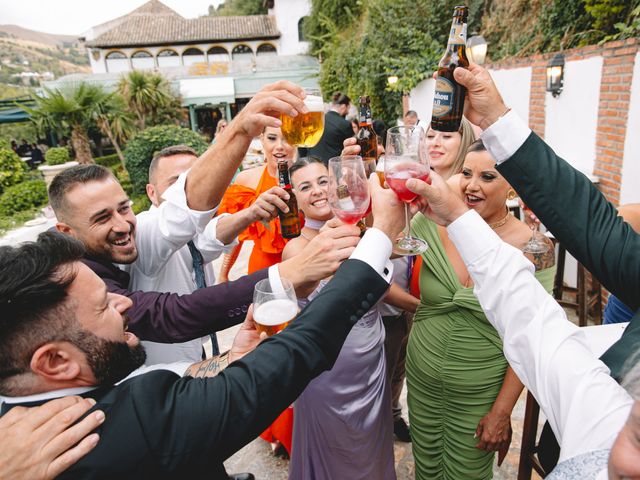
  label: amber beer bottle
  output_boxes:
[356,95,378,177]
[276,159,301,238]
[431,6,469,132]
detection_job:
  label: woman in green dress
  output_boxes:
[407,140,557,479]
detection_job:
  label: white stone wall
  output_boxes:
[488,67,532,123]
[408,78,435,124]
[619,51,640,205]
[268,0,310,55]
[544,56,603,177]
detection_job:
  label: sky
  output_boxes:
[0,0,225,35]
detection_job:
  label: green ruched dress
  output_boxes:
[407,214,555,480]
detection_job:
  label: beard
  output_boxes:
[70,329,146,385]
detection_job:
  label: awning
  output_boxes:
[0,107,30,124]
[179,77,235,106]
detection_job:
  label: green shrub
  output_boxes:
[124,125,208,194]
[0,179,48,216]
[0,148,28,194]
[45,147,70,166]
[94,153,121,168]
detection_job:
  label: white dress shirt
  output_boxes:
[124,170,237,365]
[447,209,633,463]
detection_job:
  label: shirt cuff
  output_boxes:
[446,210,502,265]
[199,213,239,252]
[480,109,531,164]
[349,228,394,283]
[161,170,218,231]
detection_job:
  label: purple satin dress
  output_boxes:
[288,281,396,480]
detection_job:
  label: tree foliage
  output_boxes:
[117,71,180,130]
[123,125,208,194]
[208,0,266,16]
[0,148,28,193]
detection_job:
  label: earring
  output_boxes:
[507,189,517,200]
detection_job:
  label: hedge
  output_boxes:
[124,125,208,194]
[0,179,48,216]
[94,153,121,168]
[0,148,28,194]
[45,147,71,166]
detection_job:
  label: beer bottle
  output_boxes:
[431,6,469,132]
[276,159,301,238]
[356,96,378,177]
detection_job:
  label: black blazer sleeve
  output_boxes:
[132,259,389,469]
[92,258,268,343]
[497,132,640,379]
[497,132,640,310]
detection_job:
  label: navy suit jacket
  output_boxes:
[83,257,268,343]
[1,259,389,479]
[497,132,640,380]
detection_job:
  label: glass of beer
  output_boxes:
[253,278,298,336]
[280,88,324,148]
[375,155,386,187]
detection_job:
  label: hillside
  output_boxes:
[0,25,81,47]
[0,25,89,86]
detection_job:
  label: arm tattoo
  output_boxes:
[526,237,556,271]
[184,351,230,378]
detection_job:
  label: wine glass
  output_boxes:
[280,88,324,157]
[252,277,298,336]
[521,204,550,254]
[384,125,430,256]
[327,155,371,226]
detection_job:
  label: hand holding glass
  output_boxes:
[385,126,430,256]
[327,155,371,225]
[521,204,550,254]
[253,278,298,336]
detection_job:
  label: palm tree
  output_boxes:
[24,83,112,164]
[95,95,135,170]
[117,71,178,130]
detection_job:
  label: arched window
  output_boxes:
[131,50,154,70]
[298,16,309,42]
[256,44,277,56]
[207,46,229,63]
[231,44,253,62]
[105,50,129,73]
[182,47,205,66]
[157,49,180,68]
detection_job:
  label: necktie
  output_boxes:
[187,241,220,356]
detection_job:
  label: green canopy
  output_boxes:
[0,107,31,124]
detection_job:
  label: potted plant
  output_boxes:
[38,147,79,188]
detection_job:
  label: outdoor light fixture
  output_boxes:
[466,34,488,65]
[387,75,399,86]
[546,53,565,97]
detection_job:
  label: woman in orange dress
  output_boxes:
[218,125,296,456]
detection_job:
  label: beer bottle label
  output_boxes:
[448,23,467,45]
[432,77,455,118]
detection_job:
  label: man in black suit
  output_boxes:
[309,92,353,164]
[0,176,404,479]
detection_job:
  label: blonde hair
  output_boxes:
[442,117,476,179]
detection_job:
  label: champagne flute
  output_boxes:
[280,88,324,157]
[327,155,371,225]
[385,126,430,256]
[521,204,550,254]
[253,278,298,336]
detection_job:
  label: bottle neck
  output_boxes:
[359,105,372,126]
[447,18,467,46]
[277,160,292,189]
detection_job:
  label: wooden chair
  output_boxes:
[517,392,547,480]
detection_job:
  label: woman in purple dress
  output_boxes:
[282,157,395,480]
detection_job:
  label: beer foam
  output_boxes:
[254,299,298,326]
[305,95,324,112]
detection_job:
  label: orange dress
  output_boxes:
[219,166,287,272]
[218,166,294,454]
